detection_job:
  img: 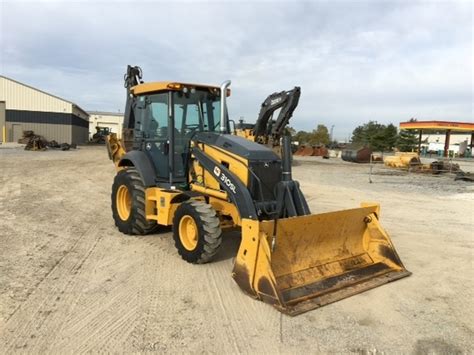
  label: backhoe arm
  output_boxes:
[253,87,301,146]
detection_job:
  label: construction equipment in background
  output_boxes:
[91,126,111,144]
[235,87,301,154]
[341,147,373,163]
[106,65,410,315]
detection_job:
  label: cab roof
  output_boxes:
[131,81,229,96]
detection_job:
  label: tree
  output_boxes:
[351,125,366,145]
[294,130,310,144]
[370,129,388,152]
[351,121,384,148]
[284,126,296,137]
[397,130,418,152]
[293,125,330,146]
[396,118,419,152]
[384,124,398,151]
[308,124,330,145]
[351,121,398,152]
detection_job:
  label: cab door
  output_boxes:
[135,93,171,181]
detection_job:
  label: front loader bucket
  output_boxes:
[232,204,411,316]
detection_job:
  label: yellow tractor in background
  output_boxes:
[107,65,410,315]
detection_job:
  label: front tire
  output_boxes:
[111,168,158,235]
[173,201,222,264]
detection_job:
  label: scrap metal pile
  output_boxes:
[294,145,329,157]
[383,152,462,174]
[455,172,474,182]
[381,152,472,182]
[18,131,76,151]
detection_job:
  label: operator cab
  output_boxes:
[128,82,227,185]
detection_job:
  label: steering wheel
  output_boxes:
[184,124,200,136]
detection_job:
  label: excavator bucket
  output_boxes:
[232,203,411,316]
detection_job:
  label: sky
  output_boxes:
[0,0,472,140]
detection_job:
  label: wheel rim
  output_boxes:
[179,215,198,251]
[116,185,131,221]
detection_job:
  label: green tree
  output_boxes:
[294,130,310,144]
[396,118,419,152]
[397,129,418,152]
[370,129,388,151]
[308,124,330,145]
[384,124,398,151]
[351,125,366,145]
[284,126,296,137]
[351,121,398,151]
[351,121,384,147]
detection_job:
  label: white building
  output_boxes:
[421,132,471,145]
[87,111,124,139]
[421,133,471,154]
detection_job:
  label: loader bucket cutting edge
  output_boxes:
[232,204,411,316]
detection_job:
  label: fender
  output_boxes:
[118,150,157,187]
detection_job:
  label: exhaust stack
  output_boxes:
[220,80,231,133]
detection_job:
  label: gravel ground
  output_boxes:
[0,146,473,353]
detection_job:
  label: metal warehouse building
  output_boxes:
[0,76,89,144]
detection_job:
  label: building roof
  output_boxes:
[0,75,89,117]
[400,120,474,132]
[87,111,124,116]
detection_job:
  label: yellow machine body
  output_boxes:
[235,127,255,140]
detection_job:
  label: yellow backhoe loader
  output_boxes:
[107,65,410,315]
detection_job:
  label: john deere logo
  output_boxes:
[270,98,281,105]
[213,166,221,176]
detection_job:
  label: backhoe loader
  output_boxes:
[107,65,410,315]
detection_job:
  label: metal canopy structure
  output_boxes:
[399,120,474,157]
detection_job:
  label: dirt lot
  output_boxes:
[0,145,473,353]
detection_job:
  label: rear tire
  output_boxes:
[111,168,158,235]
[173,201,222,264]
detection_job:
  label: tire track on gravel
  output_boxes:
[2,222,100,352]
[205,258,281,354]
[3,220,95,325]
[207,267,241,353]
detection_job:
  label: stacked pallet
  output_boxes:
[17,130,76,151]
[19,131,48,151]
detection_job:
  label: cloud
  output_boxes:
[1,0,472,140]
